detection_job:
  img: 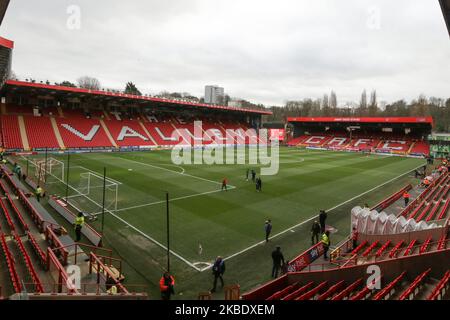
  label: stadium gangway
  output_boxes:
[26,231,47,267]
[12,232,44,293]
[88,252,128,294]
[5,192,29,233]
[52,241,114,266]
[0,197,16,231]
[44,225,70,266]
[370,184,412,213]
[46,247,78,294]
[0,232,22,293]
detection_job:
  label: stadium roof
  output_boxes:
[440,0,450,36]
[287,117,434,125]
[3,80,272,115]
[0,36,13,49]
[0,0,9,27]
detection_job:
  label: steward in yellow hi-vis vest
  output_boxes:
[35,186,44,202]
[74,212,85,242]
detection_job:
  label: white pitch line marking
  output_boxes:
[100,187,237,214]
[101,155,232,187]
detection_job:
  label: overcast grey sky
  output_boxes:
[2,0,449,106]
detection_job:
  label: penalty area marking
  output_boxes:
[98,186,237,214]
[106,155,229,187]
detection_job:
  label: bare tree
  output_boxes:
[77,76,101,90]
[368,90,378,116]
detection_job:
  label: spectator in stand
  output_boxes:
[264,220,272,242]
[322,231,331,260]
[311,220,321,245]
[271,246,285,278]
[403,190,410,207]
[211,256,225,293]
[159,272,175,300]
[319,210,327,233]
[351,227,359,250]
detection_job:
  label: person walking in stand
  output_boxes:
[159,272,175,300]
[319,210,327,234]
[211,256,225,293]
[264,220,272,242]
[271,246,285,278]
[403,190,410,207]
[321,231,331,260]
[311,220,321,245]
[74,212,85,242]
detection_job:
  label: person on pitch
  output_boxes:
[221,177,228,191]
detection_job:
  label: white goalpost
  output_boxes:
[33,157,65,184]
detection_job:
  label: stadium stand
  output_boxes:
[243,159,450,301]
[0,162,148,299]
[287,117,432,157]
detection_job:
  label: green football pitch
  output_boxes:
[12,147,426,297]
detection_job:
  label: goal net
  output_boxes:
[33,157,65,185]
[74,172,119,213]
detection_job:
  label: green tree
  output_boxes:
[124,82,142,95]
[57,81,77,87]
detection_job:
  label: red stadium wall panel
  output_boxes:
[103,119,155,147]
[56,117,114,148]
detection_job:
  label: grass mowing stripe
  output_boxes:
[104,186,237,213]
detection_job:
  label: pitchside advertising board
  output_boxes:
[287,242,324,272]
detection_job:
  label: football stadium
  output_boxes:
[0,0,449,307]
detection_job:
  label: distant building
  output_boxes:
[205,85,224,104]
